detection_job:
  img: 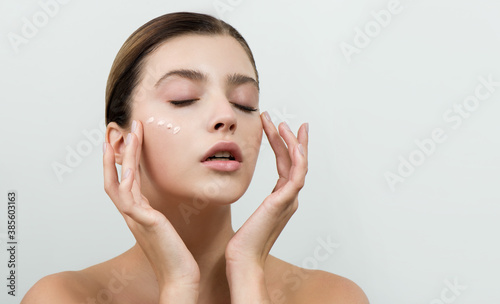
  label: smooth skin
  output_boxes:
[21,35,369,304]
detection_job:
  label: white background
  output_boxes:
[1,0,499,303]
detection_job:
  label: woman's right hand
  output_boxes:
[102,119,200,303]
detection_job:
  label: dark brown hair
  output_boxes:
[105,12,259,128]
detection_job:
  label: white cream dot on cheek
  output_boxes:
[146,115,181,135]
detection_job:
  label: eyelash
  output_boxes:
[170,99,258,113]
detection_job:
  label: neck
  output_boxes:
[148,187,236,260]
[129,182,237,302]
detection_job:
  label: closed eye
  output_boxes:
[170,99,257,113]
[232,103,258,113]
[170,99,198,106]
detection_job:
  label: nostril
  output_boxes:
[213,121,236,131]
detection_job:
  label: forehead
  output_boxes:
[140,34,256,86]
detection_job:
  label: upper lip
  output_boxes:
[201,141,243,162]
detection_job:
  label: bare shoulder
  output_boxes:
[295,269,369,304]
[21,271,96,304]
[266,256,369,304]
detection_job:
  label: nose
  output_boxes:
[211,105,237,133]
[208,97,237,134]
[214,119,236,132]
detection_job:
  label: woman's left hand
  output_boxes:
[225,111,309,303]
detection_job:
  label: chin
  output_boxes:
[186,178,250,206]
[211,191,246,206]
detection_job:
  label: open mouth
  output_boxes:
[205,151,236,161]
[201,141,243,163]
[201,142,242,171]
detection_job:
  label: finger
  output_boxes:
[261,112,291,176]
[120,130,146,205]
[278,122,298,162]
[121,131,158,221]
[288,142,308,191]
[132,120,143,187]
[103,142,120,201]
[103,132,156,229]
[103,139,139,218]
[275,123,308,193]
[121,131,137,182]
[122,120,145,205]
[297,123,309,159]
[283,138,308,193]
[118,169,156,226]
[112,129,140,211]
[278,122,309,169]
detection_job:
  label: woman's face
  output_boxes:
[131,34,262,206]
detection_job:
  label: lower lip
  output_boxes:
[201,160,241,171]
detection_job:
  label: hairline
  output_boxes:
[133,33,259,97]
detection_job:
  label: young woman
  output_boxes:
[22,12,369,303]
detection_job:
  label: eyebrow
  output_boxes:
[154,69,259,91]
[226,73,259,91]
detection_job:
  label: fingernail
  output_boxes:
[263,111,271,121]
[131,120,137,133]
[125,133,131,145]
[283,121,291,132]
[305,123,309,134]
[298,144,305,156]
[102,142,107,154]
[123,168,131,179]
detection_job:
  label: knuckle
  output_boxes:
[118,180,129,191]
[121,205,133,216]
[294,179,305,190]
[103,182,112,195]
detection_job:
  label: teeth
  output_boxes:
[213,151,232,158]
[206,151,235,161]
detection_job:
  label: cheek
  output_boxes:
[145,116,181,134]
[241,118,263,162]
[142,115,192,184]
[143,115,187,167]
[250,117,263,145]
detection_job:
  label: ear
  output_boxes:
[105,122,128,165]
